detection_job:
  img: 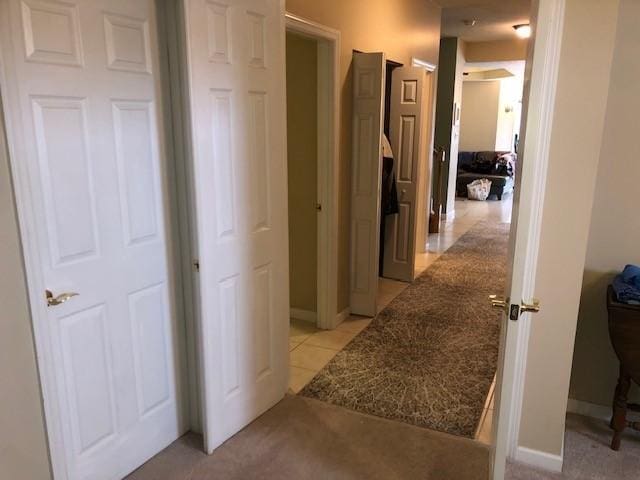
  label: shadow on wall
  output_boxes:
[570,269,640,406]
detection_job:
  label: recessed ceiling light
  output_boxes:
[513,24,531,39]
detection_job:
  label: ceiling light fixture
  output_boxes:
[513,24,531,39]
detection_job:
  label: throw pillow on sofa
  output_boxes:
[495,153,515,176]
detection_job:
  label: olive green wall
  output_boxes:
[286,32,318,313]
[433,37,465,215]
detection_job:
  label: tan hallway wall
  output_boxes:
[0,99,52,478]
[459,80,500,151]
[518,0,619,456]
[285,0,441,313]
[569,0,640,408]
[464,38,528,63]
[286,32,318,313]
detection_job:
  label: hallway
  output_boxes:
[126,395,490,480]
[289,197,512,442]
[128,197,512,479]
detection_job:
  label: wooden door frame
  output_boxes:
[0,2,192,477]
[285,13,341,330]
[491,0,566,477]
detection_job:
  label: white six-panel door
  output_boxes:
[0,0,185,478]
[349,52,385,317]
[180,0,289,452]
[383,66,427,282]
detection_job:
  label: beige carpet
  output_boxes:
[301,221,509,437]
[507,413,640,479]
[126,395,490,480]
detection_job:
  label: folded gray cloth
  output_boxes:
[612,264,640,304]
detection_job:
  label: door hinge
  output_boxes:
[193,259,200,272]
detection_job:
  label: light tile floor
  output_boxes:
[288,196,512,444]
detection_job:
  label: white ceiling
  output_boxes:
[433,0,531,42]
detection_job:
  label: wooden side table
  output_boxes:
[607,286,640,450]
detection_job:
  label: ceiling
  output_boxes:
[433,0,531,42]
[464,61,526,78]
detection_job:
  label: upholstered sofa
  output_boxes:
[455,151,516,200]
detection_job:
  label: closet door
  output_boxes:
[0,0,186,478]
[181,0,289,452]
[350,52,385,316]
[384,66,427,282]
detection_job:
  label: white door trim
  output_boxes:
[285,13,341,329]
[157,0,202,434]
[492,0,566,477]
[0,2,190,477]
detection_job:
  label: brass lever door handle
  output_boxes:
[489,294,509,313]
[521,299,540,313]
[46,289,79,307]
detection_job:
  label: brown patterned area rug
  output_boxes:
[300,220,510,438]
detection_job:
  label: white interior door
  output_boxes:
[414,70,434,255]
[350,51,385,317]
[181,0,289,452]
[383,66,428,282]
[491,0,564,477]
[0,0,186,479]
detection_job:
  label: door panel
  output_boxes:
[31,95,99,264]
[0,1,185,478]
[112,100,160,245]
[59,305,116,454]
[383,66,427,282]
[181,0,289,452]
[350,52,385,317]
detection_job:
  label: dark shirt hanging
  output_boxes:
[381,134,399,216]
[379,134,399,276]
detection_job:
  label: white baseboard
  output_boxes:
[335,307,350,327]
[290,308,317,323]
[514,445,563,473]
[566,398,611,421]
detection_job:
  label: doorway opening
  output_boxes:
[285,31,321,328]
[285,15,340,338]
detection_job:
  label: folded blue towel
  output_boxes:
[612,264,640,304]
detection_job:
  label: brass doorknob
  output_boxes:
[46,289,79,307]
[521,299,540,313]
